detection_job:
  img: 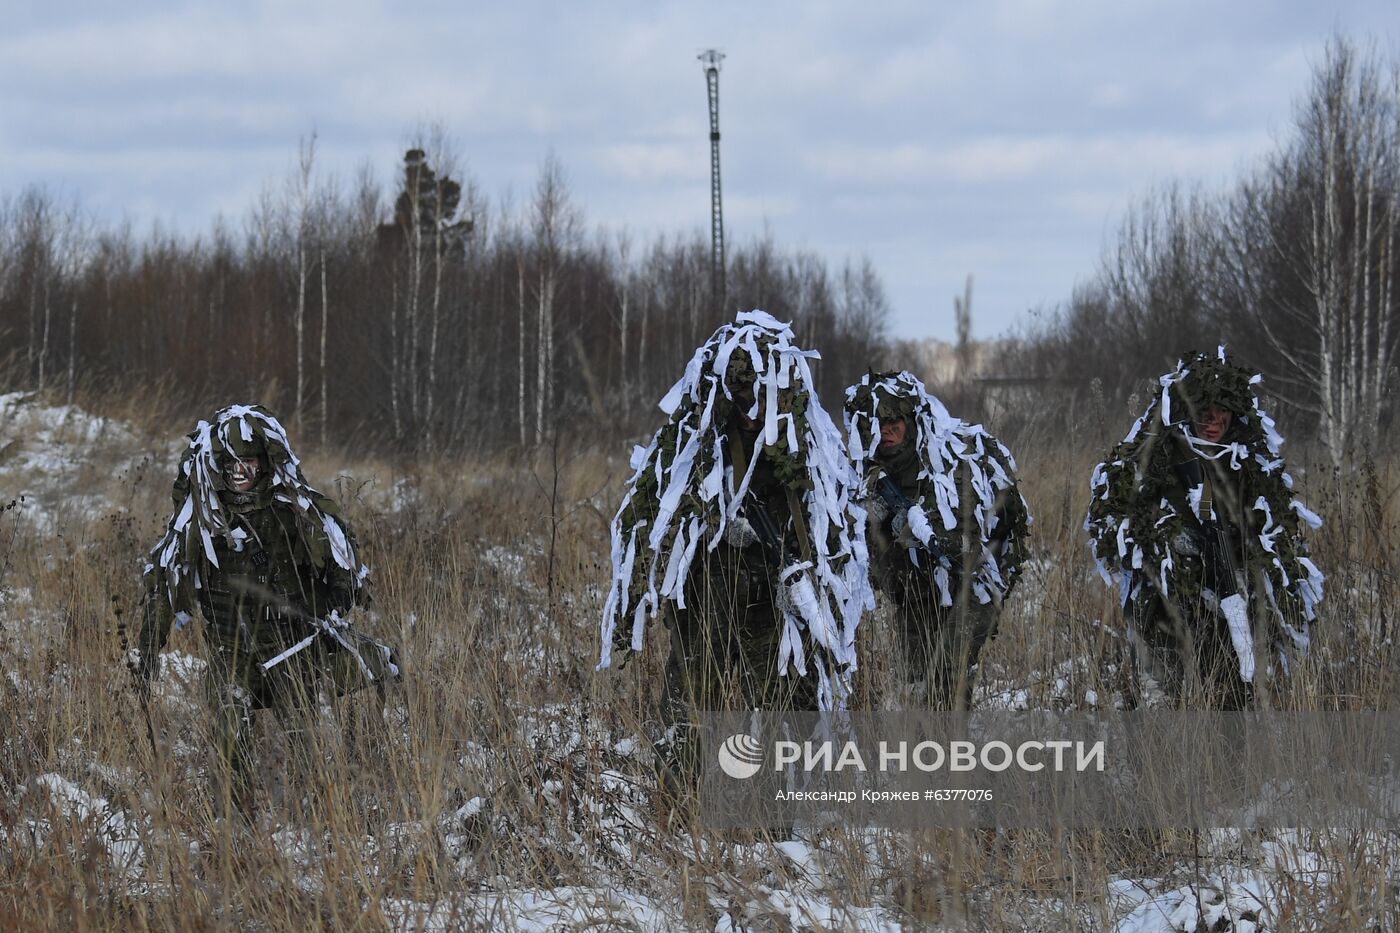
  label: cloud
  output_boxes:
[802,130,1271,188]
[1091,83,1131,108]
[725,192,803,226]
[2,1,1396,340]
[596,143,707,184]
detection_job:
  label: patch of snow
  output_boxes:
[482,545,530,582]
[18,772,146,881]
[0,392,149,534]
[1113,873,1267,932]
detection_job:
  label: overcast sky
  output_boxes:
[3,2,1395,340]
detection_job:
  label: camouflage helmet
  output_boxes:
[176,404,288,501]
[1169,349,1255,422]
[218,428,268,460]
[723,344,759,394]
[845,370,919,422]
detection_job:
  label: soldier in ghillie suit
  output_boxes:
[844,371,1030,709]
[1086,349,1324,709]
[600,310,873,791]
[133,405,399,814]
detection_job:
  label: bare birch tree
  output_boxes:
[1229,38,1400,466]
[529,152,579,445]
[0,129,895,450]
[15,189,57,390]
[59,209,91,406]
[609,229,633,409]
[291,133,318,430]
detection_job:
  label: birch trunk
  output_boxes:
[517,257,527,447]
[535,269,554,445]
[295,232,307,428]
[426,208,443,445]
[39,279,51,393]
[409,212,423,426]
[618,278,630,407]
[638,289,649,403]
[294,136,316,431]
[66,296,77,406]
[319,244,328,448]
[390,277,401,440]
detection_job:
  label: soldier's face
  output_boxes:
[1193,406,1232,443]
[222,454,265,492]
[879,417,908,451]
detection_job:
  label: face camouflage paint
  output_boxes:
[222,454,264,492]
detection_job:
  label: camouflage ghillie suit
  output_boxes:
[135,405,398,812]
[845,372,1030,709]
[1086,350,1323,709]
[600,311,872,791]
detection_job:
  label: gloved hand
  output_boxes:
[327,582,355,615]
[776,565,840,654]
[724,516,761,549]
[862,479,891,525]
[1170,529,1202,557]
[776,565,815,622]
[891,509,919,549]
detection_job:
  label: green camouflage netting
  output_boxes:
[1085,348,1323,655]
[599,310,873,710]
[845,370,1031,607]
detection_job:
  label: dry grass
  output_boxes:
[1,390,1398,930]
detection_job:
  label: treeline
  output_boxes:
[0,137,889,452]
[1011,36,1400,465]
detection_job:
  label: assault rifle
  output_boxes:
[874,473,957,571]
[738,490,789,570]
[224,519,401,689]
[1199,519,1243,602]
[220,574,401,691]
[1172,459,1246,602]
[876,473,917,515]
[260,601,402,688]
[1199,518,1254,682]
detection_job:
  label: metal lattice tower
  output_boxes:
[699,49,726,312]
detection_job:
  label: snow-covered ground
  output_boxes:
[1,391,1395,930]
[0,390,155,535]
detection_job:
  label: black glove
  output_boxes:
[724,516,761,549]
[1169,528,1204,557]
[323,581,355,615]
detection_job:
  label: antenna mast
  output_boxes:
[699,49,726,312]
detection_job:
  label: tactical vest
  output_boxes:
[197,502,321,653]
